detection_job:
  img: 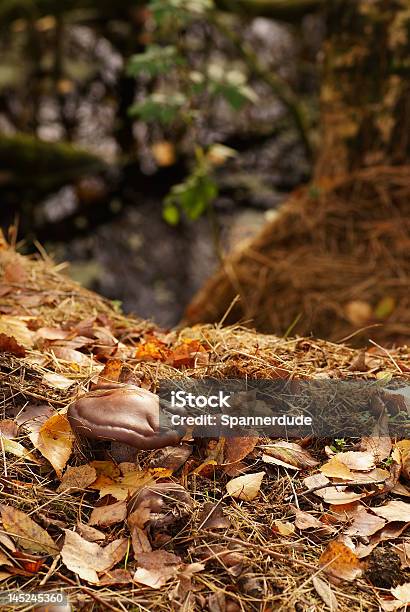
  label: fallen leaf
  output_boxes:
[95,469,159,501]
[320,457,353,479]
[373,500,410,522]
[51,347,95,367]
[224,436,258,464]
[0,316,35,348]
[99,569,133,585]
[226,472,265,501]
[390,583,410,608]
[304,473,364,505]
[262,454,299,470]
[0,506,58,555]
[394,543,410,569]
[76,523,106,543]
[57,464,97,493]
[273,520,295,536]
[395,441,410,482]
[128,519,152,554]
[36,414,74,477]
[61,530,127,584]
[261,441,318,469]
[293,508,335,535]
[0,333,25,357]
[43,372,75,390]
[355,522,410,558]
[35,327,70,341]
[0,420,18,438]
[344,506,386,537]
[319,541,363,582]
[89,500,127,527]
[312,575,339,610]
[0,437,36,460]
[149,445,192,471]
[98,358,123,384]
[335,451,375,471]
[133,550,182,589]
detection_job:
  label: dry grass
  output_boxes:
[185,166,410,347]
[0,239,409,611]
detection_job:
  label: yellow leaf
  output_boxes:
[0,505,59,555]
[36,414,74,477]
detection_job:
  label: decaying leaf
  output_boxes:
[333,451,375,471]
[149,445,193,471]
[304,473,365,505]
[89,500,127,527]
[0,332,25,357]
[35,414,74,477]
[355,522,410,558]
[61,530,127,584]
[261,441,318,469]
[320,457,353,479]
[312,575,339,610]
[319,540,363,582]
[198,502,231,530]
[43,372,75,390]
[372,500,410,522]
[133,550,182,589]
[226,471,265,501]
[344,505,386,537]
[0,316,35,348]
[94,468,161,501]
[57,464,97,493]
[379,583,410,611]
[0,505,58,555]
[224,436,258,464]
[293,508,336,535]
[262,453,300,470]
[76,523,106,543]
[273,519,295,536]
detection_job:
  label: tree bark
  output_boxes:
[315,0,410,178]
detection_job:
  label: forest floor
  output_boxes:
[1,240,410,611]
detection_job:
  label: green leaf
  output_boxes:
[127,46,184,78]
[163,204,180,225]
[128,93,186,124]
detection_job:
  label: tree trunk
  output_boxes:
[185,0,410,346]
[315,0,410,178]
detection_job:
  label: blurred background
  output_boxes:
[0,0,321,326]
[1,1,408,343]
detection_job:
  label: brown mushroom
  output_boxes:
[67,384,182,450]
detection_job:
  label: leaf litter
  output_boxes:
[0,242,409,609]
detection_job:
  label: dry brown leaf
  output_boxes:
[394,543,410,569]
[335,451,375,471]
[133,550,182,589]
[51,346,95,367]
[95,469,160,501]
[0,333,25,357]
[35,327,70,341]
[89,501,127,527]
[43,372,75,390]
[0,420,18,438]
[61,530,127,584]
[391,583,410,607]
[273,520,295,536]
[226,471,265,501]
[0,316,35,348]
[224,436,259,464]
[312,575,339,611]
[36,414,74,477]
[293,508,336,535]
[0,506,58,555]
[344,505,386,537]
[128,520,152,555]
[304,473,364,505]
[0,571,11,582]
[262,453,299,470]
[261,441,318,469]
[319,540,363,582]
[320,457,353,479]
[0,551,13,567]
[150,445,192,471]
[373,500,410,522]
[99,569,133,586]
[395,441,410,482]
[57,464,97,493]
[76,523,106,543]
[355,522,410,558]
